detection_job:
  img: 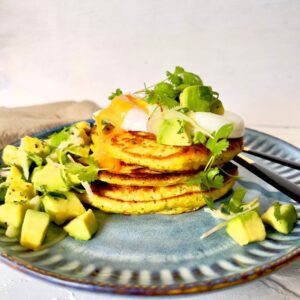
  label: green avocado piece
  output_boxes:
[6,166,23,184]
[42,192,85,225]
[262,203,297,234]
[226,211,266,246]
[2,145,20,166]
[20,209,50,250]
[64,209,97,240]
[5,225,21,238]
[0,202,28,228]
[20,136,51,158]
[5,179,36,203]
[210,98,224,115]
[32,162,69,193]
[157,119,192,146]
[180,86,211,112]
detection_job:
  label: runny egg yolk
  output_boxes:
[94,95,148,171]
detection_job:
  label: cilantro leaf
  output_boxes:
[27,152,44,166]
[47,127,71,147]
[214,123,234,140]
[65,162,99,183]
[167,66,203,91]
[204,196,215,210]
[109,88,123,100]
[206,138,229,157]
[144,82,179,109]
[206,124,233,157]
[226,187,247,213]
[187,167,224,190]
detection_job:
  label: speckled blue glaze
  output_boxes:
[0,122,299,296]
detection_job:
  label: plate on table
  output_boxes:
[0,122,299,296]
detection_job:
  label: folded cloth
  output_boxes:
[0,100,100,148]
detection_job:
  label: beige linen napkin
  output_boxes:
[0,101,100,148]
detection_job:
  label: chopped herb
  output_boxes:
[109,88,123,100]
[204,196,215,210]
[27,152,43,166]
[226,187,247,213]
[65,162,99,183]
[187,167,224,191]
[206,124,233,157]
[193,131,207,144]
[47,127,71,147]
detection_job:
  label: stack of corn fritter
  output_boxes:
[83,129,243,215]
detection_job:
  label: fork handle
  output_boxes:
[243,147,300,170]
[234,154,300,203]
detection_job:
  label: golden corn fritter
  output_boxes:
[82,173,236,215]
[105,131,243,172]
[83,164,238,215]
[99,163,200,186]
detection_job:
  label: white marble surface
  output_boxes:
[0,0,299,299]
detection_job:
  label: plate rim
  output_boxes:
[0,121,299,296]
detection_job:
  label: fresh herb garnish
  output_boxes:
[27,152,44,166]
[187,124,233,193]
[193,131,207,144]
[187,167,224,190]
[225,187,247,213]
[47,127,71,147]
[109,88,123,100]
[204,196,215,210]
[65,162,99,183]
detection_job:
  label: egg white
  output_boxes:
[192,111,244,138]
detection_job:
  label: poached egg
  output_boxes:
[94,96,245,139]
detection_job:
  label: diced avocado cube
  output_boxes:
[5,225,20,238]
[2,145,20,166]
[42,192,85,225]
[20,209,50,250]
[64,209,97,240]
[6,166,23,184]
[32,162,69,193]
[262,203,297,234]
[210,98,224,115]
[226,211,266,246]
[0,202,28,228]
[157,119,192,146]
[179,85,211,112]
[5,179,35,203]
[20,136,51,157]
[28,196,41,211]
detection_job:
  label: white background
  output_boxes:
[0,0,300,131]
[0,1,300,300]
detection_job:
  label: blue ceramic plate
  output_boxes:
[0,123,299,296]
